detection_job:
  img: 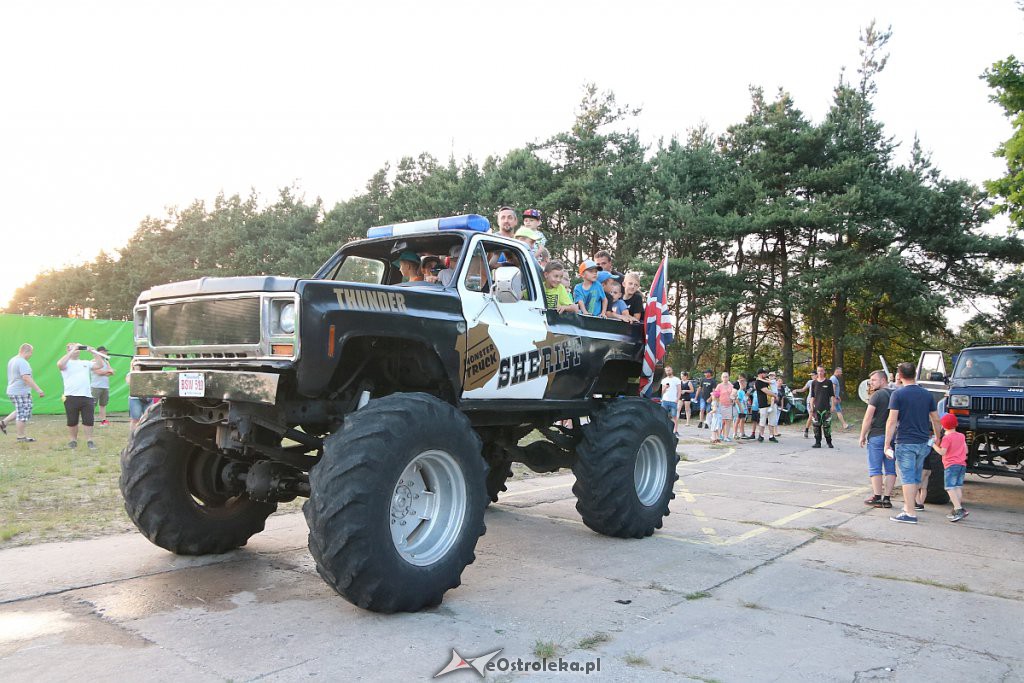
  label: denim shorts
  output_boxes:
[894,443,931,485]
[661,401,677,418]
[834,400,843,413]
[699,398,708,412]
[129,397,147,420]
[866,435,895,476]
[943,464,966,489]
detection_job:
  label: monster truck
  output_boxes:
[121,214,678,613]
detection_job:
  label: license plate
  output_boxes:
[178,372,205,397]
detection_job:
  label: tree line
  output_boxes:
[8,24,1024,386]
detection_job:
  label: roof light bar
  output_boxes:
[367,214,490,238]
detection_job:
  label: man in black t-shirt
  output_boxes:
[858,370,894,507]
[810,365,836,448]
[697,369,715,429]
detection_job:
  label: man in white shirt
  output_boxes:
[660,366,683,435]
[57,343,103,450]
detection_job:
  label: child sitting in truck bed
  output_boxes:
[573,260,607,317]
[543,261,582,314]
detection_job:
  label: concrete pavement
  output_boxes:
[1,424,1022,682]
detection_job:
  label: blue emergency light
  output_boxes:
[367,214,491,238]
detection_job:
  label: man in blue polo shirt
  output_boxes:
[884,362,942,524]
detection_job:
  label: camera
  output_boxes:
[76,345,88,350]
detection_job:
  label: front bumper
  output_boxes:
[956,414,1024,434]
[129,370,280,405]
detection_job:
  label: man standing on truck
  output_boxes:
[495,206,518,239]
[885,362,942,524]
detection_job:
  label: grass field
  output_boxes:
[0,413,135,547]
[0,400,869,550]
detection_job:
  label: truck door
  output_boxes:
[457,238,551,400]
[917,350,947,402]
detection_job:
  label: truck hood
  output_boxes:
[139,276,299,302]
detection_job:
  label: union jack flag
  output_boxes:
[639,256,674,398]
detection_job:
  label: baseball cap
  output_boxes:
[391,250,420,268]
[757,368,768,375]
[596,271,613,283]
[578,259,599,276]
[515,227,542,241]
[940,413,958,430]
[704,368,713,374]
[523,208,542,219]
[96,346,107,353]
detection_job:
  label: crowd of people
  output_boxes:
[659,360,969,524]
[391,206,649,322]
[658,365,849,445]
[3,342,148,449]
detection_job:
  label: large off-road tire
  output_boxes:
[303,393,487,613]
[119,408,277,555]
[572,397,679,538]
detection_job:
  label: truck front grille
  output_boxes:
[971,396,1024,415]
[151,298,261,347]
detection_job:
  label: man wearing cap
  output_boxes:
[90,346,115,426]
[594,250,625,284]
[495,206,518,239]
[392,251,423,282]
[753,368,777,442]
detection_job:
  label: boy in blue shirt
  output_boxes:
[573,260,607,316]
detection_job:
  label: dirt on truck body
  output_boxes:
[122,214,678,612]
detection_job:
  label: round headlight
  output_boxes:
[279,303,296,334]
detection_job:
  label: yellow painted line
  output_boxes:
[679,447,736,465]
[722,487,870,546]
[701,470,861,490]
[497,481,574,499]
[494,485,870,549]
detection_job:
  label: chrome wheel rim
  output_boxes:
[390,449,467,566]
[633,435,668,507]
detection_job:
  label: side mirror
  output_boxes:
[928,372,944,382]
[492,266,523,304]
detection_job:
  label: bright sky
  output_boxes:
[1,1,1021,312]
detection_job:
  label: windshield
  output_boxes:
[952,348,1024,380]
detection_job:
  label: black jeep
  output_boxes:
[944,343,1024,479]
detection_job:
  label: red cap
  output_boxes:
[940,414,958,430]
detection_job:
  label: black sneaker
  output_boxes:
[697,422,703,429]
[768,437,778,443]
[881,497,893,508]
[914,502,925,511]
[757,436,764,442]
[864,495,883,507]
[812,443,821,448]
[803,429,809,439]
[827,442,834,449]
